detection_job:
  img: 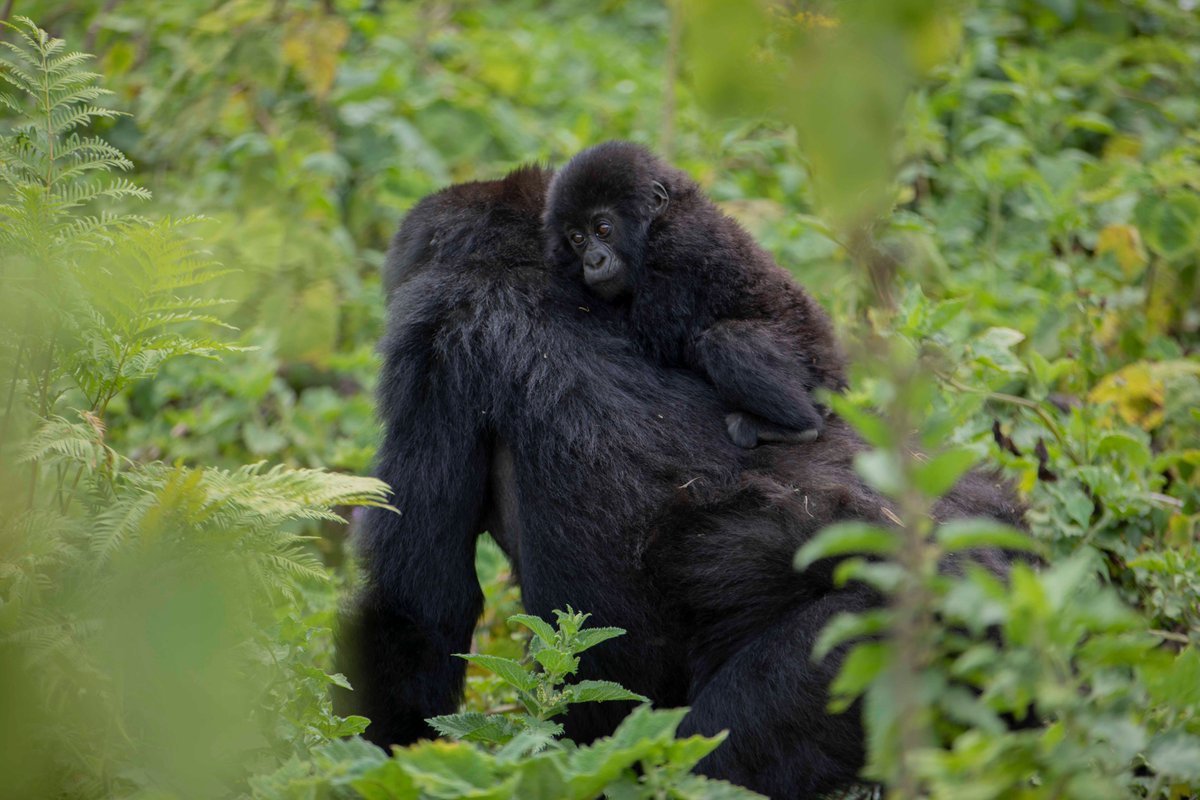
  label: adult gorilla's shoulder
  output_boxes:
[383,165,554,297]
[341,164,1023,800]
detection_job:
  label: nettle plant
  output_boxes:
[254,609,767,800]
[801,302,1200,799]
[433,608,646,748]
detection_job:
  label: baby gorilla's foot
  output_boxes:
[725,412,760,449]
[725,411,820,449]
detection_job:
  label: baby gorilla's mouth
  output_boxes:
[584,260,627,300]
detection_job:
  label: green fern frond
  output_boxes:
[44,50,93,77]
[90,486,159,562]
[255,546,330,585]
[0,54,40,93]
[196,462,395,524]
[19,414,115,471]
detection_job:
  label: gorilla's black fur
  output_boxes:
[337,165,1023,799]
[545,141,846,448]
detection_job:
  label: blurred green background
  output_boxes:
[2,1,1200,798]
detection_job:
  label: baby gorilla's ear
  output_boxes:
[650,180,669,217]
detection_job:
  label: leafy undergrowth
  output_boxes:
[254,610,765,800]
[2,1,1199,798]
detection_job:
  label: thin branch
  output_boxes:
[935,369,1074,456]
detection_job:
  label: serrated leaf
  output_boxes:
[427,712,522,744]
[568,680,648,705]
[534,647,579,677]
[508,613,558,645]
[388,740,512,798]
[352,760,420,800]
[665,774,768,799]
[662,734,730,775]
[457,654,537,693]
[572,626,626,653]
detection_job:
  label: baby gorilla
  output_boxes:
[545,141,847,448]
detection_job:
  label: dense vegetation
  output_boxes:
[1,1,1198,798]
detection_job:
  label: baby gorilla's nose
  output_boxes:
[585,250,609,272]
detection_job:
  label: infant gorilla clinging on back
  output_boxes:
[545,141,846,447]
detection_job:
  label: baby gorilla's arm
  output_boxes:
[692,319,826,448]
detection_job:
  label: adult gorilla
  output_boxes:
[337,165,1021,799]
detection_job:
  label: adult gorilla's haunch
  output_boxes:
[337,166,1022,799]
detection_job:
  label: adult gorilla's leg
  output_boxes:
[679,589,873,800]
[335,279,492,747]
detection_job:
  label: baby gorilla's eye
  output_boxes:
[569,231,585,246]
[595,221,612,238]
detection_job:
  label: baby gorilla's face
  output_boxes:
[562,209,630,300]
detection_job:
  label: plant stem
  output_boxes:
[935,370,1076,458]
[0,335,26,449]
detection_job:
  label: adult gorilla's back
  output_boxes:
[338,166,1021,799]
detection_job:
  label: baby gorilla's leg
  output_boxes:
[725,411,821,449]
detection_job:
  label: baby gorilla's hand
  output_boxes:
[725,411,821,449]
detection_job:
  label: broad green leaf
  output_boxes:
[1138,191,1200,260]
[1095,431,1152,469]
[1148,733,1200,781]
[457,654,538,693]
[663,734,728,772]
[325,714,371,738]
[913,446,979,497]
[568,680,648,705]
[508,613,558,645]
[1142,648,1200,709]
[825,394,894,448]
[830,642,890,708]
[666,773,768,799]
[1064,111,1114,134]
[534,647,579,677]
[562,707,681,797]
[510,754,571,799]
[1040,551,1101,613]
[497,729,560,764]
[1095,223,1148,276]
[927,297,967,333]
[813,610,891,661]
[832,558,905,592]
[353,760,420,800]
[606,705,688,749]
[572,626,627,653]
[934,519,1040,554]
[795,522,898,571]
[427,712,522,744]
[971,327,1027,375]
[853,450,903,497]
[388,740,513,798]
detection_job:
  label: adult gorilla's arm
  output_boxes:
[335,276,491,748]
